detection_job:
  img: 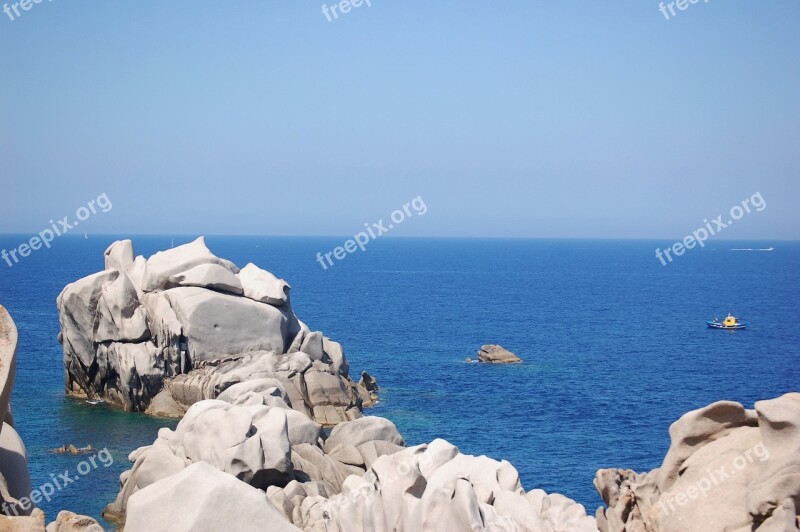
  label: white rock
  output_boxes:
[238,263,291,306]
[164,287,298,361]
[125,462,300,532]
[104,239,134,271]
[95,273,150,343]
[168,263,244,295]
[324,416,405,454]
[141,237,235,293]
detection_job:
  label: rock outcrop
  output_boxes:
[45,511,104,532]
[103,398,405,525]
[108,393,597,531]
[124,462,300,532]
[595,393,800,532]
[1,306,112,531]
[269,438,597,532]
[477,344,522,364]
[0,305,35,519]
[57,238,376,425]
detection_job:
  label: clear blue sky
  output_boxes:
[1,1,798,239]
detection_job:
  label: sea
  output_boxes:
[0,235,798,527]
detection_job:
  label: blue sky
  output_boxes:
[1,1,798,239]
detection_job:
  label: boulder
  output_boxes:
[596,393,800,532]
[0,508,45,531]
[747,393,800,520]
[163,287,298,362]
[45,511,104,532]
[124,462,300,532]
[238,263,291,306]
[94,273,150,343]
[290,439,596,532]
[104,239,134,271]
[656,400,758,492]
[58,238,375,423]
[141,237,235,293]
[477,344,522,364]
[168,263,243,295]
[0,306,34,519]
[324,416,405,454]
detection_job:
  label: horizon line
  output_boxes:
[0,232,797,243]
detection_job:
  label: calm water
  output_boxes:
[1,235,798,526]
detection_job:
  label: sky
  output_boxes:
[1,1,798,239]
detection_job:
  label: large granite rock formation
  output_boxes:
[1,305,140,531]
[269,439,597,532]
[57,238,376,425]
[103,396,405,525]
[595,393,800,532]
[0,305,35,519]
[107,393,597,531]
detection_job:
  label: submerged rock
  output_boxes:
[51,444,93,455]
[477,344,522,364]
[57,237,375,426]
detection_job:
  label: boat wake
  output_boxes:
[730,247,774,251]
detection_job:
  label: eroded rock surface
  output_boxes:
[595,393,800,532]
[57,238,376,425]
[477,344,522,364]
[111,395,597,532]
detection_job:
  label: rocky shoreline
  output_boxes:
[0,238,797,531]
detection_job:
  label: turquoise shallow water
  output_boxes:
[0,235,798,525]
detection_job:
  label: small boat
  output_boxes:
[707,314,747,330]
[86,398,106,406]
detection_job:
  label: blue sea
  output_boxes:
[0,235,798,527]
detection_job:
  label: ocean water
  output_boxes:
[0,235,798,526]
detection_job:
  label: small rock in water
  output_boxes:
[52,444,93,455]
[477,344,522,364]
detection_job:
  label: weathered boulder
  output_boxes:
[596,393,800,532]
[277,438,597,532]
[477,344,522,364]
[168,263,243,295]
[0,508,46,531]
[162,287,298,362]
[140,237,237,292]
[45,511,104,532]
[124,462,300,532]
[57,238,375,425]
[104,239,134,271]
[747,393,800,520]
[0,306,35,519]
[238,263,291,306]
[323,416,404,454]
[105,401,404,526]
